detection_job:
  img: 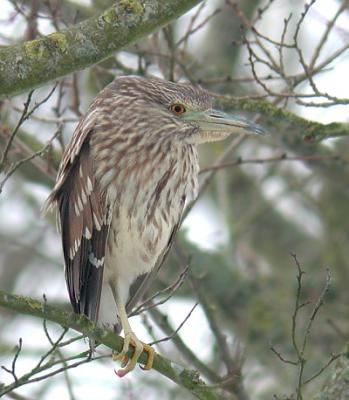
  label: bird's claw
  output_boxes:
[113,332,154,377]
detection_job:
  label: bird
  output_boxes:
[44,76,264,376]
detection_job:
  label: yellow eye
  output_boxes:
[170,103,186,115]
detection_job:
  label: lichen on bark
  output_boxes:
[0,0,201,99]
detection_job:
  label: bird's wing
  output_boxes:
[126,196,186,313]
[46,129,111,323]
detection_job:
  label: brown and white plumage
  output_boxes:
[45,76,263,375]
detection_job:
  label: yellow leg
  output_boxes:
[109,281,155,377]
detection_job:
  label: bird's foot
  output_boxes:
[112,331,154,377]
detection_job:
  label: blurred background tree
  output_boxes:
[0,0,348,399]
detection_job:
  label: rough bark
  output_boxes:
[0,0,201,99]
[218,97,349,142]
[0,290,222,400]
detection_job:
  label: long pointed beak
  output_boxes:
[184,109,265,143]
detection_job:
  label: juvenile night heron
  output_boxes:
[45,76,263,376]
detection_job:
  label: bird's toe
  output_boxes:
[114,332,154,377]
[139,342,155,371]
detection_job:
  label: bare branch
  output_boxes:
[0,289,224,400]
[199,153,342,174]
[149,301,198,346]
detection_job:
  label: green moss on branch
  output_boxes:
[0,0,201,99]
[0,290,221,400]
[218,97,349,142]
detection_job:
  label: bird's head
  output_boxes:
[108,76,264,146]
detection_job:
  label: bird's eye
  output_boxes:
[170,104,186,115]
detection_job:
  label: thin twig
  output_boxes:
[199,153,342,173]
[0,91,34,171]
[130,265,190,316]
[0,124,61,193]
[149,301,198,346]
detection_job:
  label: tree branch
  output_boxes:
[0,289,222,400]
[0,0,201,99]
[217,96,349,142]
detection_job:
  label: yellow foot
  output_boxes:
[112,332,154,377]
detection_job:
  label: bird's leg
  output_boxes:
[109,281,154,376]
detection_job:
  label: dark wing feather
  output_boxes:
[78,224,109,321]
[48,134,110,323]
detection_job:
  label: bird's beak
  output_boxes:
[183,109,265,144]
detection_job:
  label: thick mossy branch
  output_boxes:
[0,0,201,99]
[0,290,221,400]
[218,97,349,142]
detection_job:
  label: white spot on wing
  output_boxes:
[81,188,87,205]
[89,253,104,268]
[93,212,101,230]
[84,227,92,239]
[87,177,93,193]
[74,203,80,216]
[69,238,81,259]
[77,195,83,212]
